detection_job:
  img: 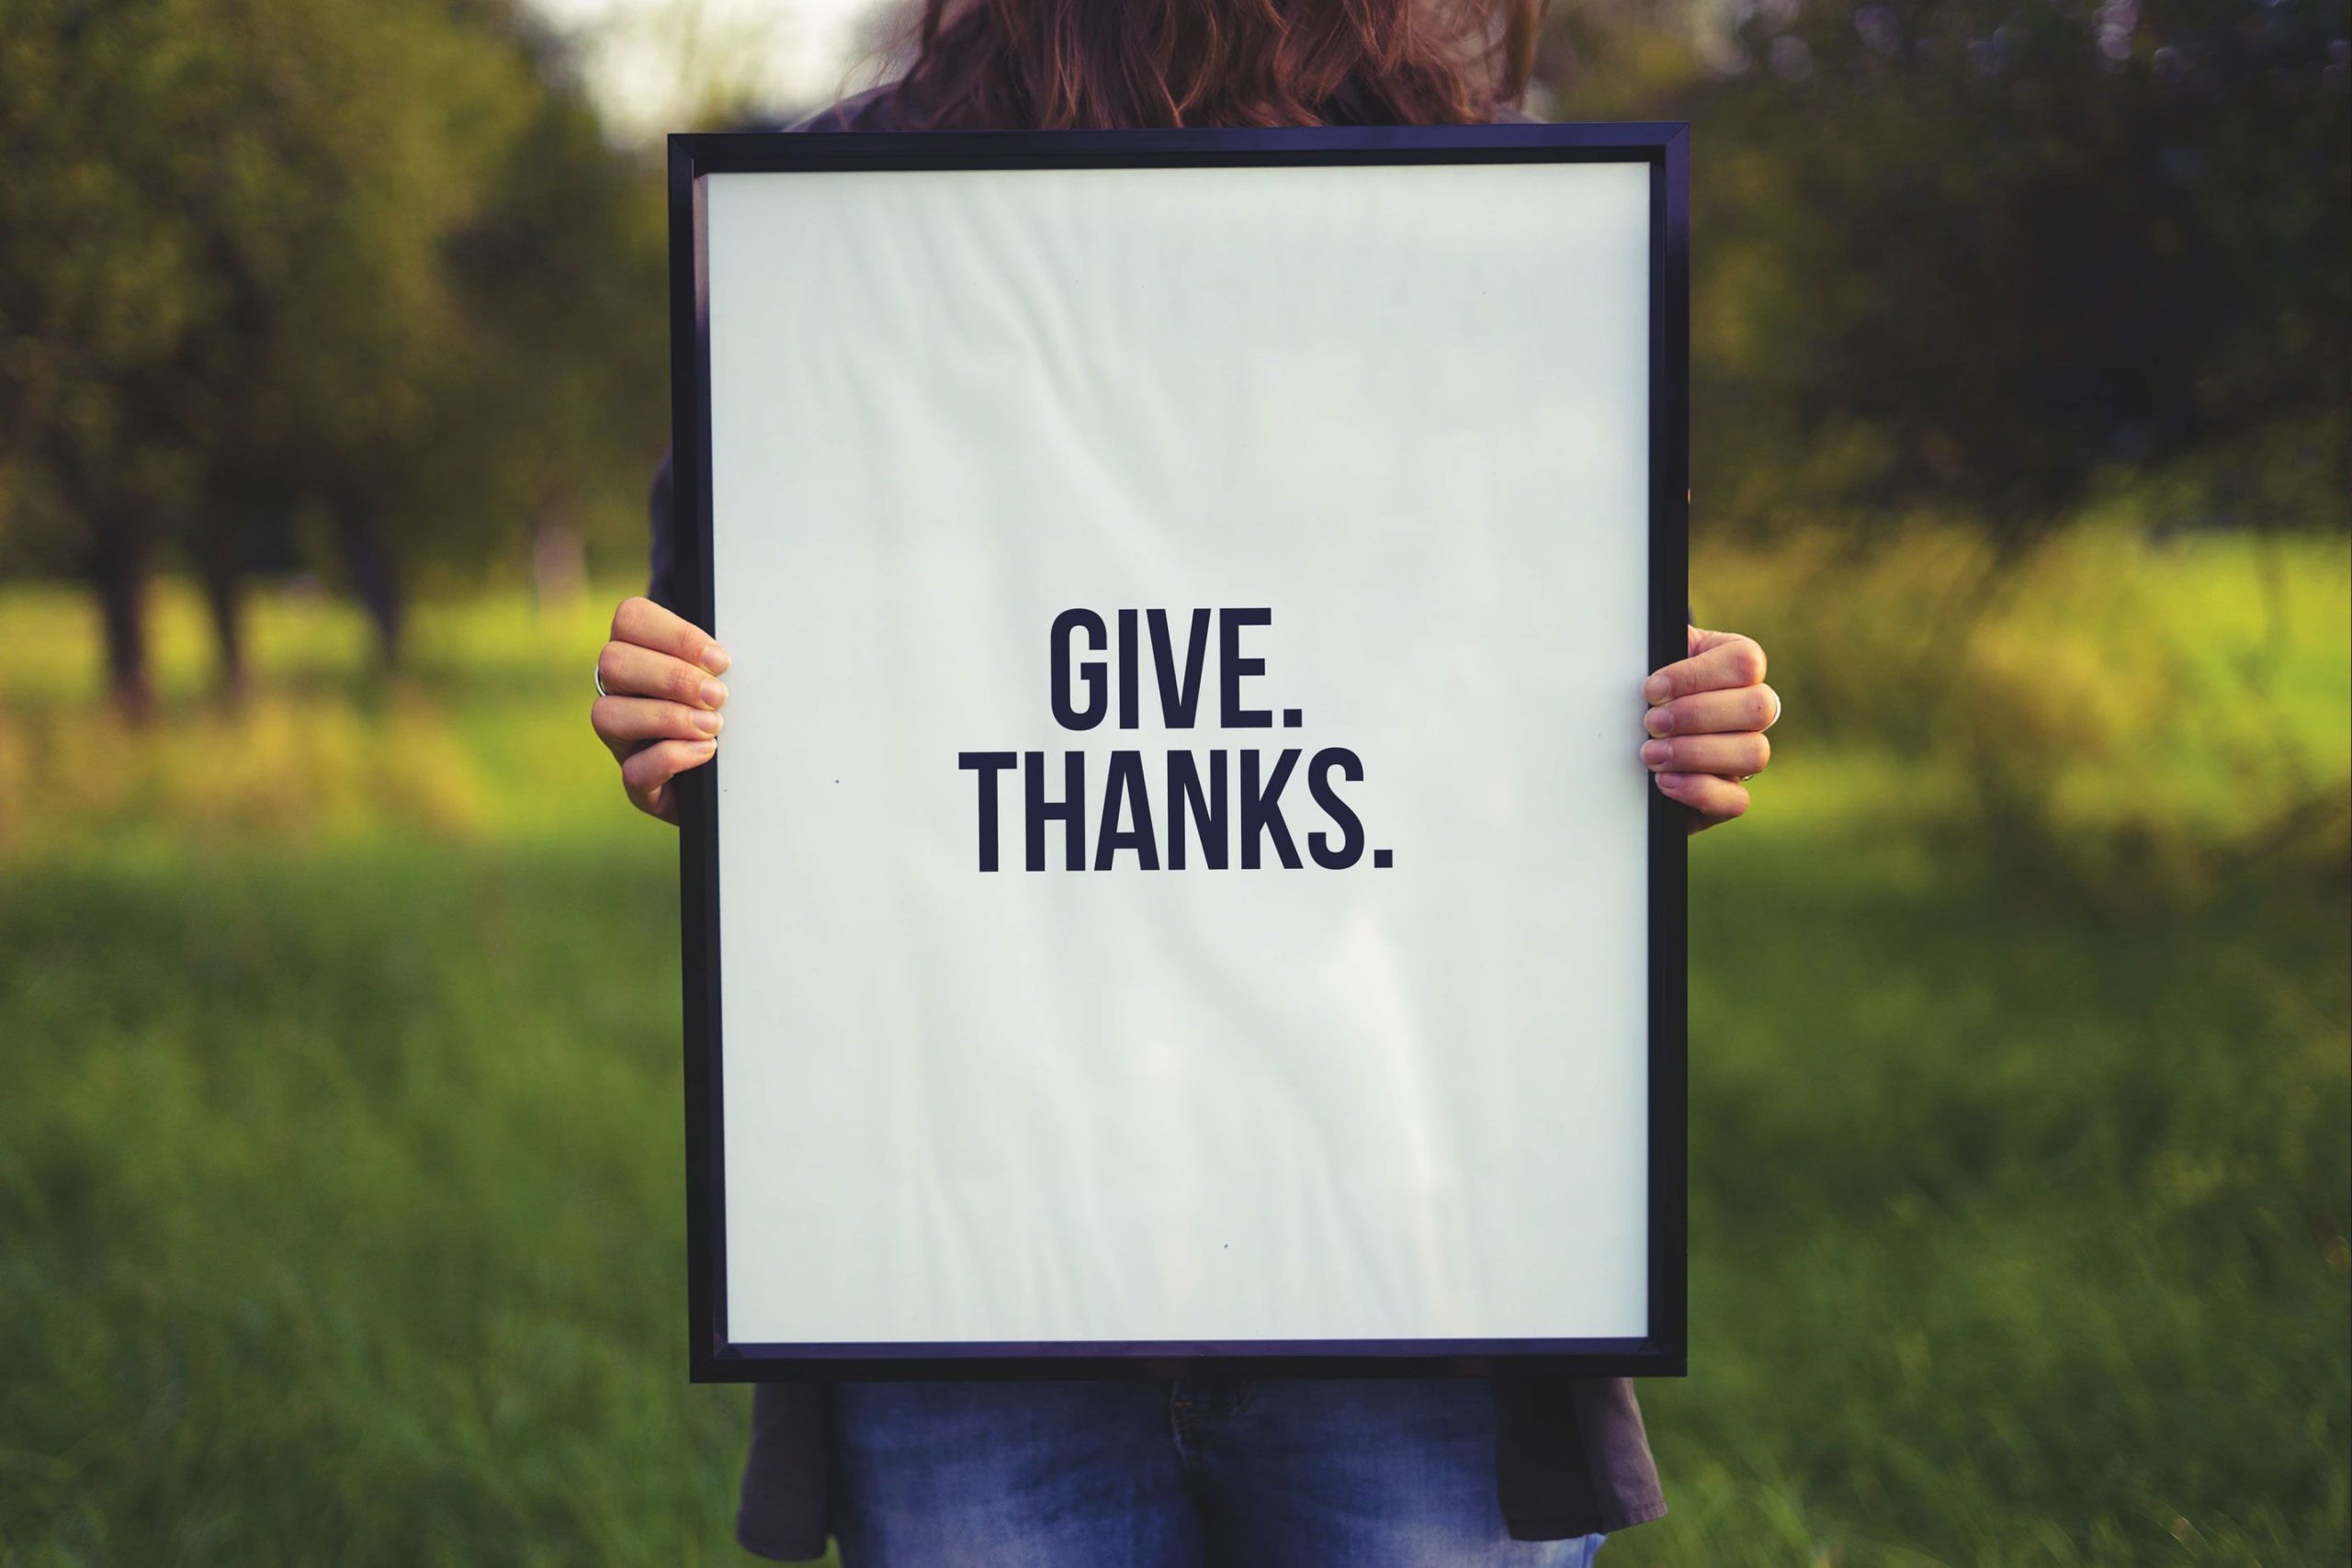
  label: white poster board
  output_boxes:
[671,127,1687,1377]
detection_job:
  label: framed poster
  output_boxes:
[668,122,1688,1381]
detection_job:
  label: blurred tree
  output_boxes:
[0,0,665,710]
[0,0,211,716]
[425,57,669,613]
[175,0,540,682]
[1541,0,2352,538]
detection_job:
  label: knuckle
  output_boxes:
[1751,688,1778,728]
[595,644,626,690]
[672,665,706,703]
[628,748,678,795]
[1752,734,1772,771]
[613,595,650,638]
[1728,638,1767,685]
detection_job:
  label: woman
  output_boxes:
[593,2,1778,1562]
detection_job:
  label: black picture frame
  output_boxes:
[667,121,1690,1383]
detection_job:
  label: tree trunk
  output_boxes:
[336,503,405,669]
[200,542,249,707]
[532,491,587,608]
[92,506,155,723]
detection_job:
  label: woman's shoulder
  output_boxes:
[786,83,909,133]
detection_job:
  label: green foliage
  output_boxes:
[3,0,485,511]
[0,538,2344,1564]
[423,85,669,591]
[1541,0,2352,531]
[1695,519,2352,887]
[0,0,667,692]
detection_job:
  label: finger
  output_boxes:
[597,640,729,708]
[620,736,718,820]
[1643,682,1779,738]
[593,695,723,761]
[1655,771,1749,824]
[613,596,729,673]
[1682,623,1755,658]
[1641,732,1769,777]
[1645,633,1766,705]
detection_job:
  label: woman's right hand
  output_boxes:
[592,596,730,823]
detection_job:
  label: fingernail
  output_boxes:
[693,709,722,735]
[1644,706,1673,737]
[701,644,730,675]
[699,679,728,708]
[1656,772,1690,792]
[1643,674,1670,704]
[1641,740,1670,768]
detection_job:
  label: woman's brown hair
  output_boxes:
[890,0,1541,130]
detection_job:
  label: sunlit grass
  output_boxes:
[1696,524,2351,886]
[0,582,622,847]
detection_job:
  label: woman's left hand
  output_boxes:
[1642,625,1778,832]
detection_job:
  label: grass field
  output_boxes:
[2,533,2346,1565]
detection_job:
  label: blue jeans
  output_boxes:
[829,1379,1607,1567]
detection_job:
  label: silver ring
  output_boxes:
[594,665,609,698]
[1766,687,1782,728]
